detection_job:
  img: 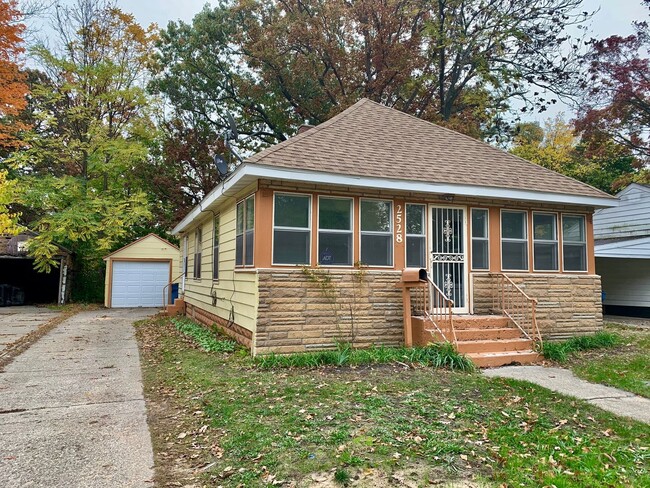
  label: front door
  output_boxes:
[429,205,469,313]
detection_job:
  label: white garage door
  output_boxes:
[111,261,169,308]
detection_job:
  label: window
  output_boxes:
[562,214,587,271]
[360,199,393,266]
[273,193,311,265]
[319,196,353,266]
[212,215,220,280]
[182,235,188,276]
[501,210,528,271]
[406,204,426,268]
[236,194,255,267]
[193,227,202,278]
[533,212,558,271]
[471,209,489,270]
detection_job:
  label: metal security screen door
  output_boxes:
[430,206,469,313]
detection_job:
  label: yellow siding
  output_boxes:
[104,234,180,307]
[182,184,259,332]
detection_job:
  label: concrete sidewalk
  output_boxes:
[0,308,157,487]
[484,365,650,424]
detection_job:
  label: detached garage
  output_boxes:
[104,234,180,308]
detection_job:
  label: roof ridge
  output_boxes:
[363,99,613,199]
[247,99,370,163]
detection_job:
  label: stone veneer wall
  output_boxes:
[255,269,404,354]
[473,273,603,340]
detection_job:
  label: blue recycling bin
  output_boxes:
[171,283,179,303]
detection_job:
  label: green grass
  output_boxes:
[170,317,237,353]
[569,325,650,398]
[254,342,475,371]
[136,317,650,488]
[541,331,621,362]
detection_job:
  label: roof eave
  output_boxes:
[172,163,618,234]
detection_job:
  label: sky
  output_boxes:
[37,0,650,123]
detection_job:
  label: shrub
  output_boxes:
[171,317,237,353]
[542,331,621,362]
[254,342,475,371]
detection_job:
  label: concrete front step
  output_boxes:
[456,338,533,354]
[453,327,522,341]
[452,315,510,330]
[467,350,541,368]
[165,297,185,316]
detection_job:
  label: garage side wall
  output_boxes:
[182,190,259,343]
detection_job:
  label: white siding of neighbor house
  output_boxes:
[182,184,258,332]
[597,257,650,308]
[595,236,650,259]
[594,184,650,240]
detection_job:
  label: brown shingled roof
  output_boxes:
[247,98,612,200]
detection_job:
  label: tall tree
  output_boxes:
[576,0,650,182]
[0,0,29,153]
[511,117,637,193]
[152,0,589,145]
[7,0,157,298]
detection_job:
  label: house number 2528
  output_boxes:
[396,204,403,243]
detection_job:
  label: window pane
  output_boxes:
[563,215,585,242]
[472,240,489,270]
[406,236,426,268]
[319,232,352,265]
[502,241,528,270]
[274,194,310,228]
[406,204,424,235]
[534,213,556,240]
[361,234,392,266]
[246,196,255,230]
[245,230,254,265]
[564,244,586,271]
[472,209,488,239]
[361,200,392,232]
[236,235,243,266]
[534,242,558,271]
[319,198,351,230]
[214,217,219,243]
[502,211,526,239]
[273,230,309,264]
[236,202,244,234]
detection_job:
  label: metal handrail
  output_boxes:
[425,277,456,345]
[162,272,186,309]
[493,273,542,347]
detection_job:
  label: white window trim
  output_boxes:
[500,209,529,272]
[561,213,588,273]
[532,211,559,272]
[194,227,202,279]
[470,207,490,271]
[236,193,256,268]
[271,191,312,266]
[212,214,220,281]
[405,203,427,269]
[317,195,354,267]
[359,197,394,268]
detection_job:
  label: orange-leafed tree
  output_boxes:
[0,0,28,153]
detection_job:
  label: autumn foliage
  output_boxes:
[0,0,28,152]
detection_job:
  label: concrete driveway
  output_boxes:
[0,306,61,351]
[0,308,157,487]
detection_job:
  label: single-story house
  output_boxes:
[103,233,180,308]
[171,99,617,365]
[594,183,650,317]
[0,231,72,306]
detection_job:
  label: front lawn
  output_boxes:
[136,317,650,487]
[567,324,650,398]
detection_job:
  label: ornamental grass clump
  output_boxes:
[254,342,475,371]
[542,331,621,362]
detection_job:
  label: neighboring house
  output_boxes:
[171,99,616,360]
[594,183,650,317]
[0,231,72,305]
[103,233,180,308]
